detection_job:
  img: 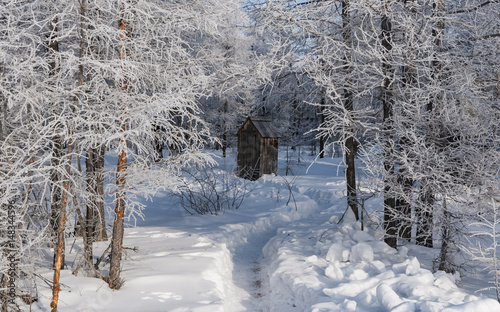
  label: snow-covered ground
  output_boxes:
[29,150,500,311]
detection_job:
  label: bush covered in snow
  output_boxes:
[175,167,253,215]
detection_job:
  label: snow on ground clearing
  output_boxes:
[29,150,500,311]
[262,209,500,312]
[35,228,230,311]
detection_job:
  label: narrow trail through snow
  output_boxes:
[231,228,275,312]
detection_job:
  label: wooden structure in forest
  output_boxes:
[237,117,280,180]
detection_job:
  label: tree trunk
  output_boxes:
[319,102,325,159]
[222,100,228,158]
[0,62,5,142]
[154,125,163,161]
[50,134,64,267]
[84,148,96,270]
[50,185,68,312]
[50,136,73,310]
[46,14,66,269]
[345,135,358,220]
[108,1,128,290]
[95,146,107,241]
[381,12,397,248]
[397,41,416,241]
[46,11,75,310]
[341,0,359,221]
[417,0,444,248]
[397,138,412,241]
[222,131,227,158]
[1,270,8,312]
[416,184,433,247]
[84,5,108,244]
[108,145,126,289]
[438,200,452,272]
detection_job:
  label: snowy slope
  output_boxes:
[28,150,500,312]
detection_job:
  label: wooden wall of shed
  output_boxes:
[237,121,261,179]
[261,138,278,175]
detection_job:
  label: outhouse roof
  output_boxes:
[237,117,281,138]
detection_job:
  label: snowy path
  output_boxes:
[29,155,500,312]
[215,175,341,311]
[230,229,273,312]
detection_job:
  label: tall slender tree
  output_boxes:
[108,0,128,289]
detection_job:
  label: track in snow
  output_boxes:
[230,229,274,312]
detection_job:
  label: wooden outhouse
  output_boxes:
[236,117,280,180]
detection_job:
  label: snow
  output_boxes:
[28,150,500,312]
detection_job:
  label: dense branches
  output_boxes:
[0,0,254,308]
[254,0,500,278]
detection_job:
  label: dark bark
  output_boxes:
[95,146,107,241]
[73,201,92,275]
[170,116,182,156]
[319,100,325,159]
[222,100,228,158]
[397,111,413,241]
[345,135,358,220]
[396,170,412,241]
[222,131,227,158]
[438,202,453,273]
[416,185,433,247]
[344,88,358,220]
[318,60,326,159]
[1,272,7,312]
[84,149,96,269]
[154,125,163,161]
[341,0,359,221]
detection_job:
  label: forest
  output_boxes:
[0,0,499,311]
